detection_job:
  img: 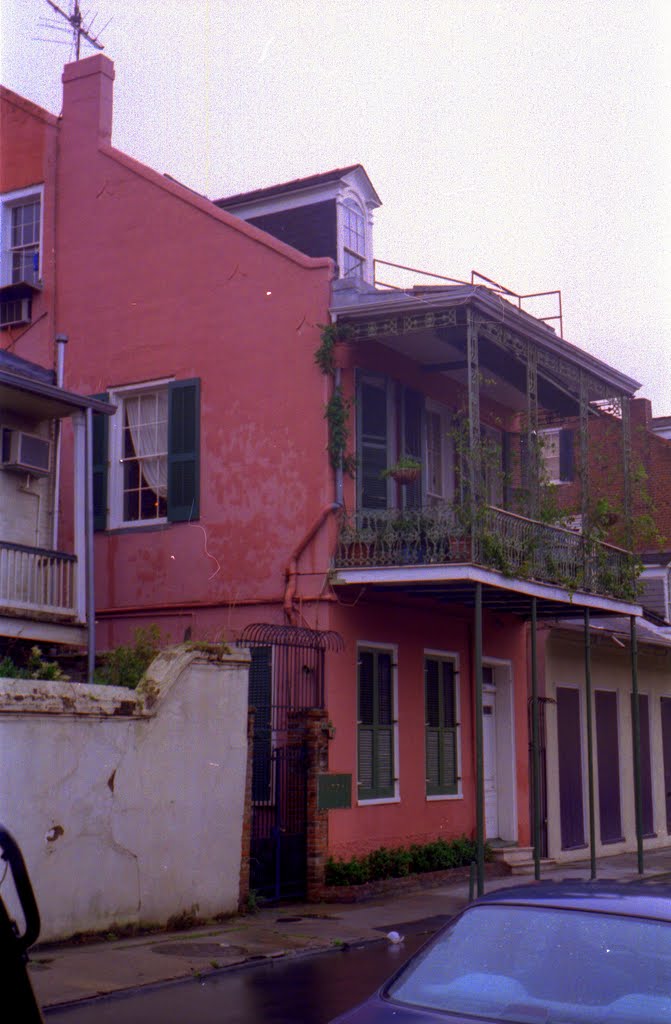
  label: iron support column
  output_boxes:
[630,615,644,874]
[530,598,541,880]
[466,309,481,557]
[526,341,539,519]
[584,608,597,879]
[85,407,96,686]
[474,581,485,896]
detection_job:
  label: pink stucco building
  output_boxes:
[4,55,660,904]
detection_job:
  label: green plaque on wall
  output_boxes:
[318,773,352,810]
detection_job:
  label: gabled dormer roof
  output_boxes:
[215,164,381,217]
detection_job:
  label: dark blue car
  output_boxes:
[330,882,671,1023]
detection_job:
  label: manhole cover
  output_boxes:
[152,942,248,958]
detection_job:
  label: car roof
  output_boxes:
[472,881,671,922]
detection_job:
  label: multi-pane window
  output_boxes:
[93,379,200,530]
[539,428,574,484]
[342,198,366,278]
[11,198,40,284]
[121,389,168,522]
[425,655,459,796]
[358,647,395,800]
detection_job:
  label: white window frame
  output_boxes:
[336,189,373,284]
[0,185,44,287]
[425,649,462,801]
[425,401,455,504]
[539,427,564,485]
[108,378,173,530]
[356,641,400,805]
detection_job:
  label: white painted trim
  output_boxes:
[0,615,87,645]
[483,658,517,842]
[107,378,174,530]
[425,400,455,503]
[0,184,45,286]
[333,564,643,616]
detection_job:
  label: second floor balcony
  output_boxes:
[335,502,639,602]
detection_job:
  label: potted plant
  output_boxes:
[382,456,422,486]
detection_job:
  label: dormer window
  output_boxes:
[342,197,366,279]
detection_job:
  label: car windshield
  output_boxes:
[387,903,671,1023]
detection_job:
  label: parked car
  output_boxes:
[329,882,671,1023]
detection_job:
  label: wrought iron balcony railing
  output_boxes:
[335,502,638,602]
[0,541,78,620]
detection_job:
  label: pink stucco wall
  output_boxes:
[15,55,335,647]
[324,599,530,858]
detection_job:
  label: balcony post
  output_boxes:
[584,607,597,879]
[630,615,644,874]
[474,581,485,896]
[579,372,591,586]
[530,597,541,880]
[72,410,87,624]
[621,396,633,552]
[526,342,539,519]
[466,308,481,557]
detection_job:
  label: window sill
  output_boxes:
[356,795,400,807]
[426,793,462,802]
[106,522,171,535]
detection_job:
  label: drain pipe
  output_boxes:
[85,407,96,685]
[51,334,68,550]
[284,503,341,625]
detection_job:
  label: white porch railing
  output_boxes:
[0,542,78,619]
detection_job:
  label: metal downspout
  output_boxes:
[334,367,344,506]
[85,408,95,685]
[474,581,485,896]
[630,615,644,874]
[51,334,68,549]
[283,503,341,625]
[584,608,597,879]
[530,597,541,880]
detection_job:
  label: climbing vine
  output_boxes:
[315,323,356,476]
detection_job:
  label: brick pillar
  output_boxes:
[304,708,330,901]
[238,710,254,911]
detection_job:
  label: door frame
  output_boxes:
[482,658,517,843]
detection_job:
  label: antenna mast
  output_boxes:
[43,1,105,60]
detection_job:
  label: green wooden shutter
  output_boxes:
[358,649,395,799]
[425,657,458,795]
[91,393,109,532]
[167,378,200,522]
[249,646,272,802]
[357,373,389,510]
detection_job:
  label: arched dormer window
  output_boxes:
[342,197,366,279]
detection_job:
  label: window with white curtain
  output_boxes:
[109,382,170,526]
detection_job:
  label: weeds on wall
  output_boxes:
[325,834,489,887]
[94,626,162,689]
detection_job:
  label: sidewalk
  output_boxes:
[30,848,671,1010]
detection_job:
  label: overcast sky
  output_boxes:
[2,0,670,412]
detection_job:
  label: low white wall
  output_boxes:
[0,644,250,941]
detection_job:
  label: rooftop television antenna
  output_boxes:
[41,1,107,60]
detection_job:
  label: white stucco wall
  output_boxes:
[0,644,250,941]
[545,632,671,862]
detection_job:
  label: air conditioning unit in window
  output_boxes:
[1,429,51,475]
[0,298,31,328]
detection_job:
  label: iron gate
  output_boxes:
[239,624,343,902]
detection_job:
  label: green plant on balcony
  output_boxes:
[381,455,422,485]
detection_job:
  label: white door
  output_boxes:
[483,693,499,838]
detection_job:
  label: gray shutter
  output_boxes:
[167,378,200,522]
[357,374,388,510]
[91,393,109,532]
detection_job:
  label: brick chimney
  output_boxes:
[62,54,114,146]
[631,397,652,430]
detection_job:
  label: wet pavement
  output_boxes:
[29,847,671,1014]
